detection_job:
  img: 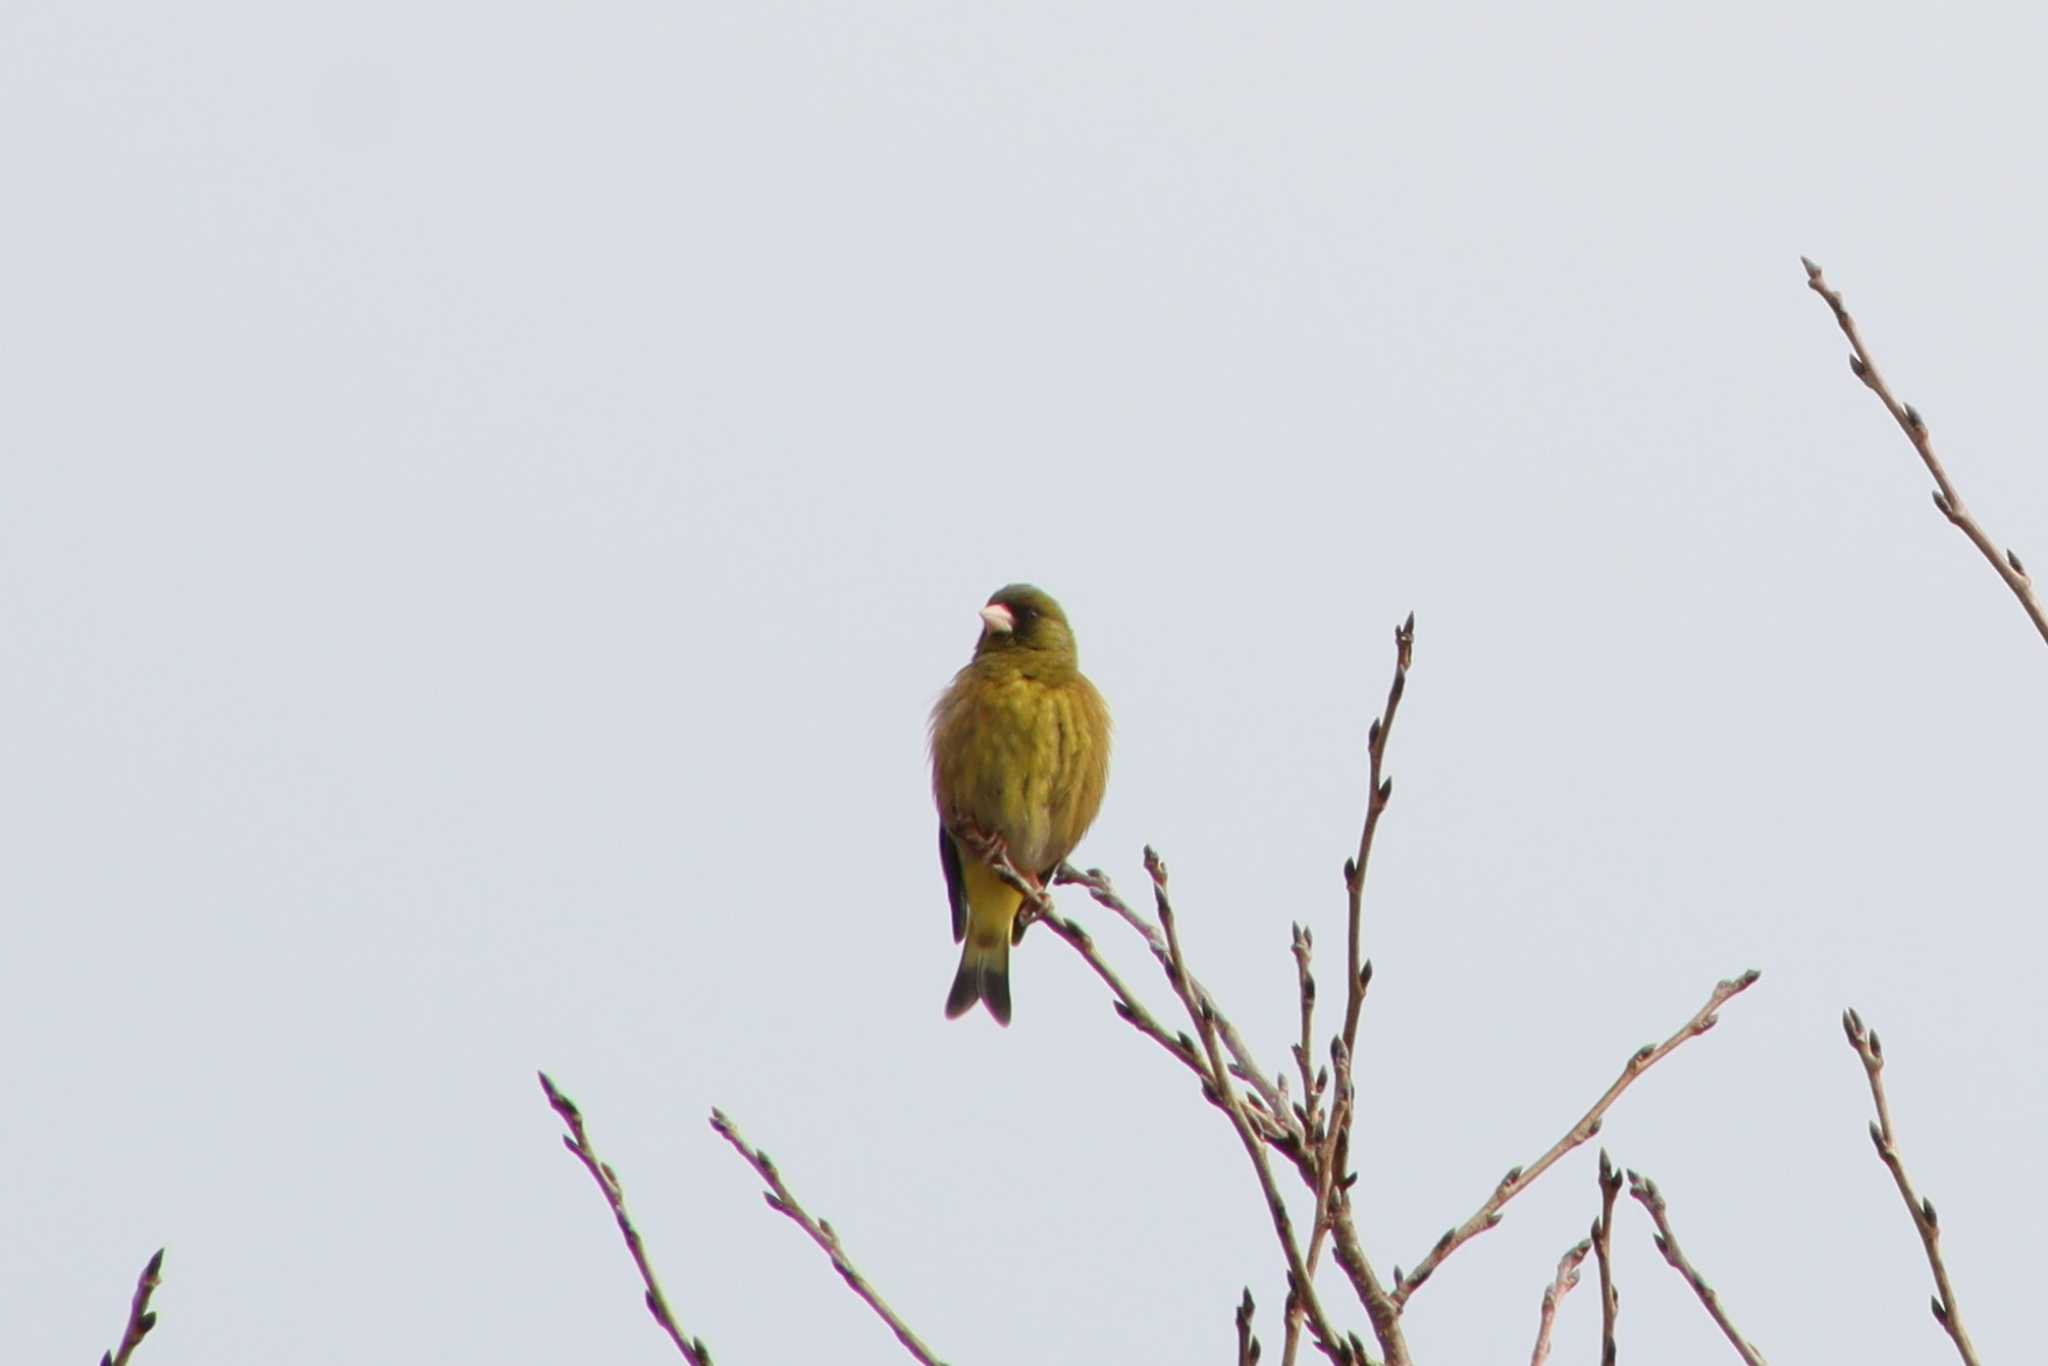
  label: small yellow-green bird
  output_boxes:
[929,585,1111,1025]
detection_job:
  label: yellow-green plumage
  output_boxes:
[930,585,1111,1025]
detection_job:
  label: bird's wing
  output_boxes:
[938,823,969,943]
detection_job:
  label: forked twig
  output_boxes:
[1343,614,1413,1048]
[984,856,1300,1152]
[1626,1171,1766,1366]
[539,1072,712,1364]
[1801,257,2048,646]
[1055,861,1301,1145]
[1052,620,1419,1366]
[1591,1149,1623,1366]
[1148,851,1357,1366]
[1528,1239,1590,1366]
[100,1249,165,1366]
[1392,969,1760,1305]
[1028,900,1210,1079]
[1237,1287,1262,1366]
[711,1111,949,1366]
[1286,617,1415,1365]
[974,833,1302,1149]
[1842,1010,1981,1366]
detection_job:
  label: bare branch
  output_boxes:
[1062,622,1418,1361]
[1591,1149,1622,1366]
[1842,1009,1982,1366]
[1393,969,1761,1307]
[1528,1239,1590,1366]
[968,845,1290,1149]
[99,1248,164,1366]
[1055,861,1301,1144]
[986,856,1299,1157]
[1801,256,2048,646]
[1237,1287,1262,1366]
[538,1072,713,1364]
[1281,926,1337,1366]
[1028,900,1210,1080]
[1343,613,1413,1050]
[710,1110,949,1366]
[1147,850,1362,1366]
[1050,621,1420,1366]
[1625,1171,1766,1366]
[1304,617,1416,1359]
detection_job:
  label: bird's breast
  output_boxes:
[931,669,1107,873]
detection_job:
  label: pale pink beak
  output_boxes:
[979,603,1016,634]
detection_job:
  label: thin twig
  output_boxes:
[1801,256,2048,646]
[1528,1239,1590,1366]
[1343,613,1413,1050]
[1029,903,1209,1078]
[539,1073,713,1364]
[1147,850,1360,1366]
[1044,624,1420,1364]
[975,845,1261,1123]
[1237,1287,1262,1366]
[100,1248,164,1366]
[1625,1172,1766,1366]
[1591,1149,1622,1366]
[1016,860,1299,1150]
[1055,862,1301,1144]
[1290,923,1326,1154]
[711,1110,949,1366]
[1280,927,1333,1366]
[1299,617,1414,1360]
[1323,1207,1407,1364]
[1392,969,1761,1307]
[1842,1009,1982,1366]
[977,839,1301,1149]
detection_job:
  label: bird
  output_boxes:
[929,584,1111,1025]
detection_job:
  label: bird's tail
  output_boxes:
[944,931,1014,1025]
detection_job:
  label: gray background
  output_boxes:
[6,4,2043,1363]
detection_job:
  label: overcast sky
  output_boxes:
[7,4,2046,1364]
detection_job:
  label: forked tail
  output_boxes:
[944,935,1012,1025]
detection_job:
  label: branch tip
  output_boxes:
[1802,261,2048,646]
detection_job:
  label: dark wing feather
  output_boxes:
[939,824,968,942]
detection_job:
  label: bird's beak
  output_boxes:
[979,603,1016,635]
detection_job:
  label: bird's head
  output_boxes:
[973,584,1079,665]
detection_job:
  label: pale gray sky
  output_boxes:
[6,4,2045,1363]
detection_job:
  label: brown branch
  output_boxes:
[1625,1171,1766,1366]
[1343,613,1413,1049]
[1043,623,1418,1364]
[1842,1009,1982,1366]
[1324,1212,1400,1359]
[1528,1239,1590,1366]
[1392,969,1761,1307]
[997,857,1300,1154]
[1055,861,1301,1144]
[972,841,1274,1134]
[1147,850,1361,1366]
[1801,256,2048,646]
[965,838,1296,1151]
[1290,923,1327,1144]
[1590,1149,1622,1366]
[711,1110,948,1366]
[1029,901,1210,1078]
[1299,617,1415,1360]
[1237,1287,1262,1366]
[100,1248,164,1366]
[539,1073,713,1364]
[1281,928,1340,1366]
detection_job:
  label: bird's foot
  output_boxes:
[960,826,1051,933]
